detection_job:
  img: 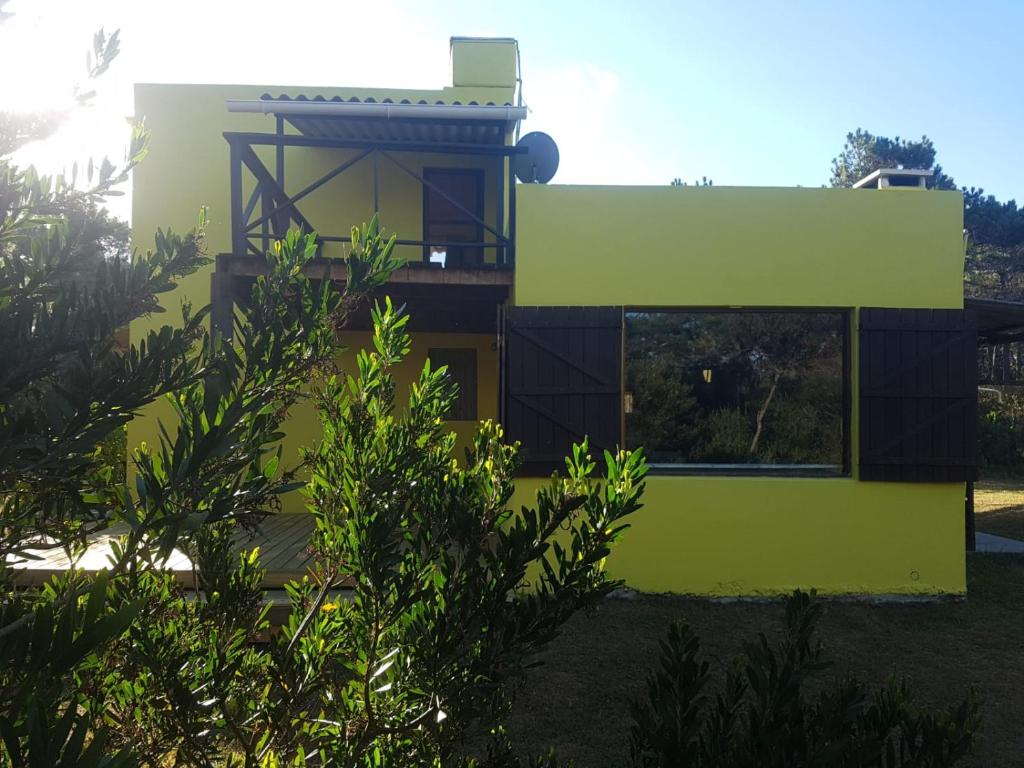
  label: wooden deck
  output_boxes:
[215,254,515,287]
[211,257,511,336]
[7,515,318,589]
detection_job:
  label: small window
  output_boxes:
[429,348,478,421]
[623,310,848,474]
[423,169,484,268]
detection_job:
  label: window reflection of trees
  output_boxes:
[625,311,845,468]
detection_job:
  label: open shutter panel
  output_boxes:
[505,307,622,475]
[859,308,978,482]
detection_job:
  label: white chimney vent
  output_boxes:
[852,168,933,189]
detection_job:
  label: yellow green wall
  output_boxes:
[451,38,519,88]
[131,83,510,266]
[274,331,499,500]
[511,476,964,596]
[130,55,970,596]
[129,72,511,507]
[513,184,967,596]
[514,185,965,308]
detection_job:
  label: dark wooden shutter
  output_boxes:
[504,307,622,475]
[859,308,978,482]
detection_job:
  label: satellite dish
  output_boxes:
[513,132,559,184]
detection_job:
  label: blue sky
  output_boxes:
[454,0,1024,198]
[3,0,1022,203]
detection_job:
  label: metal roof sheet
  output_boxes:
[258,93,517,145]
[260,93,515,107]
[967,297,1024,344]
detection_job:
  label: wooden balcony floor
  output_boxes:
[7,514,317,589]
[217,254,514,287]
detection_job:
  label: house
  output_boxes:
[127,37,975,597]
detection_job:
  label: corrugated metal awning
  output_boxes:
[227,94,525,146]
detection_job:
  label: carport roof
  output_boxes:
[966,297,1024,344]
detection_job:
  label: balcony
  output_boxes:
[215,96,524,335]
[224,96,523,268]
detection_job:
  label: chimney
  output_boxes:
[450,37,519,90]
[852,168,933,190]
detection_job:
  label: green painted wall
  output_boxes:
[512,183,967,596]
[130,64,969,596]
[512,476,964,596]
[514,185,965,308]
[131,83,509,267]
[274,332,499,512]
[128,78,507,509]
[450,38,519,89]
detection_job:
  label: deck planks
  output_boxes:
[7,514,318,589]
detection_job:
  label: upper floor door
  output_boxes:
[423,168,485,268]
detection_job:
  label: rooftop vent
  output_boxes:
[852,168,933,190]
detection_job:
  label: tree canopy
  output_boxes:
[829,128,957,190]
[830,127,1024,301]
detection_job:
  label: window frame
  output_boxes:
[621,306,852,478]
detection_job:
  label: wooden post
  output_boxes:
[495,157,505,266]
[508,166,516,267]
[229,140,244,257]
[210,272,233,341]
[275,115,285,189]
[373,150,380,215]
[965,481,976,551]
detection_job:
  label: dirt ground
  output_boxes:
[975,480,1024,541]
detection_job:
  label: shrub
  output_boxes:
[2,214,648,766]
[1,29,649,765]
[629,592,980,768]
[691,408,750,463]
[978,402,1024,476]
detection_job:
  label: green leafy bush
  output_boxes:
[629,592,980,767]
[691,408,751,464]
[1,28,650,766]
[295,298,647,765]
[2,213,647,765]
[978,399,1024,476]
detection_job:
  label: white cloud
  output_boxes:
[523,63,665,186]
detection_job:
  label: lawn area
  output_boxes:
[505,554,1024,767]
[975,480,1024,541]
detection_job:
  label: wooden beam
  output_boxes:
[238,144,316,234]
[225,130,524,156]
[210,272,235,339]
[216,253,514,288]
[245,150,371,234]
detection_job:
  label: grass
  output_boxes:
[504,554,1024,767]
[975,479,1024,541]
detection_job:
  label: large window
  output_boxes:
[624,310,848,473]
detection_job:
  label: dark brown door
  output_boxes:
[423,168,485,267]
